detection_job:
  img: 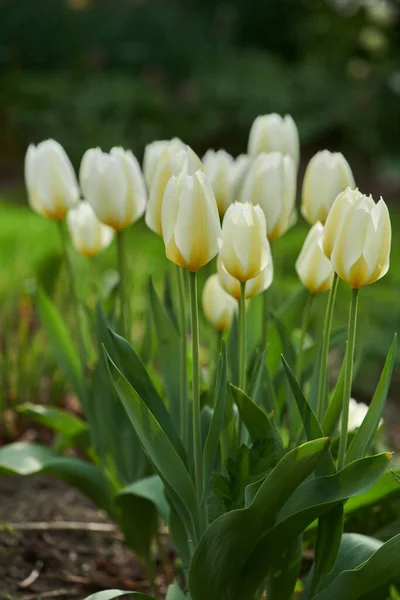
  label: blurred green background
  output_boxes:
[0,0,399,437]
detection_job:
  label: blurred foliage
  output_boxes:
[0,0,400,171]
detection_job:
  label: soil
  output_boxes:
[0,475,170,600]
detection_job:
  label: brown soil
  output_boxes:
[0,475,170,600]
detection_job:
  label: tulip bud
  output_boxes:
[25,140,79,220]
[161,170,222,271]
[142,139,172,189]
[145,139,202,236]
[202,274,237,330]
[220,202,270,282]
[231,154,252,202]
[248,113,300,167]
[80,147,146,231]
[241,152,296,241]
[296,222,333,293]
[67,201,114,258]
[203,149,235,216]
[217,256,273,301]
[324,188,391,288]
[301,150,355,225]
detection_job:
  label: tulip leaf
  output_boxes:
[166,582,187,600]
[267,536,302,600]
[322,352,347,436]
[17,402,88,440]
[203,344,227,500]
[232,453,391,600]
[312,533,400,600]
[105,350,200,540]
[189,437,330,600]
[148,278,182,435]
[37,289,83,400]
[82,592,153,600]
[116,474,169,523]
[346,334,397,464]
[312,504,344,588]
[0,442,113,512]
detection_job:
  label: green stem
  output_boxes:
[116,229,129,339]
[338,288,359,470]
[58,222,87,378]
[189,271,203,510]
[261,288,269,349]
[316,272,339,421]
[177,266,189,448]
[238,281,247,441]
[296,292,314,380]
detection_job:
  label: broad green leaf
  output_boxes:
[166,582,187,600]
[313,533,400,600]
[82,592,153,600]
[106,351,199,540]
[117,475,169,523]
[169,508,191,567]
[282,357,335,475]
[116,487,158,562]
[37,289,82,399]
[189,437,330,600]
[18,403,88,439]
[347,334,397,464]
[234,453,391,600]
[149,279,181,433]
[267,536,302,600]
[313,504,344,586]
[0,442,113,513]
[345,469,400,515]
[203,345,227,500]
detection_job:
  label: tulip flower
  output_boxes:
[301,150,355,225]
[142,139,172,189]
[217,255,273,301]
[202,149,235,216]
[202,274,237,331]
[67,201,114,258]
[25,140,79,220]
[161,170,222,271]
[296,222,334,293]
[345,398,384,432]
[248,113,300,167]
[80,147,146,231]
[220,202,270,282]
[241,152,296,241]
[146,139,202,236]
[324,189,391,288]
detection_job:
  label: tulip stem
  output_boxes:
[189,271,203,515]
[338,288,359,470]
[238,281,247,441]
[316,272,339,422]
[116,229,129,339]
[177,266,189,448]
[57,222,87,385]
[296,292,314,381]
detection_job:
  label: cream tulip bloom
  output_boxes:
[67,201,114,257]
[241,152,296,241]
[25,139,79,220]
[342,398,383,432]
[217,255,273,301]
[202,274,237,330]
[161,170,222,271]
[301,150,355,225]
[324,189,391,288]
[296,222,334,293]
[220,202,270,282]
[143,139,178,189]
[145,139,202,236]
[203,149,235,216]
[248,113,300,167]
[80,147,146,231]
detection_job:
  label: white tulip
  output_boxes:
[67,201,114,257]
[145,139,202,236]
[143,139,176,189]
[241,152,296,240]
[80,147,146,231]
[25,139,79,220]
[296,222,333,293]
[301,150,355,225]
[344,398,383,432]
[220,202,270,282]
[161,170,222,271]
[202,149,235,216]
[248,113,300,167]
[202,274,237,330]
[324,188,391,288]
[217,255,273,301]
